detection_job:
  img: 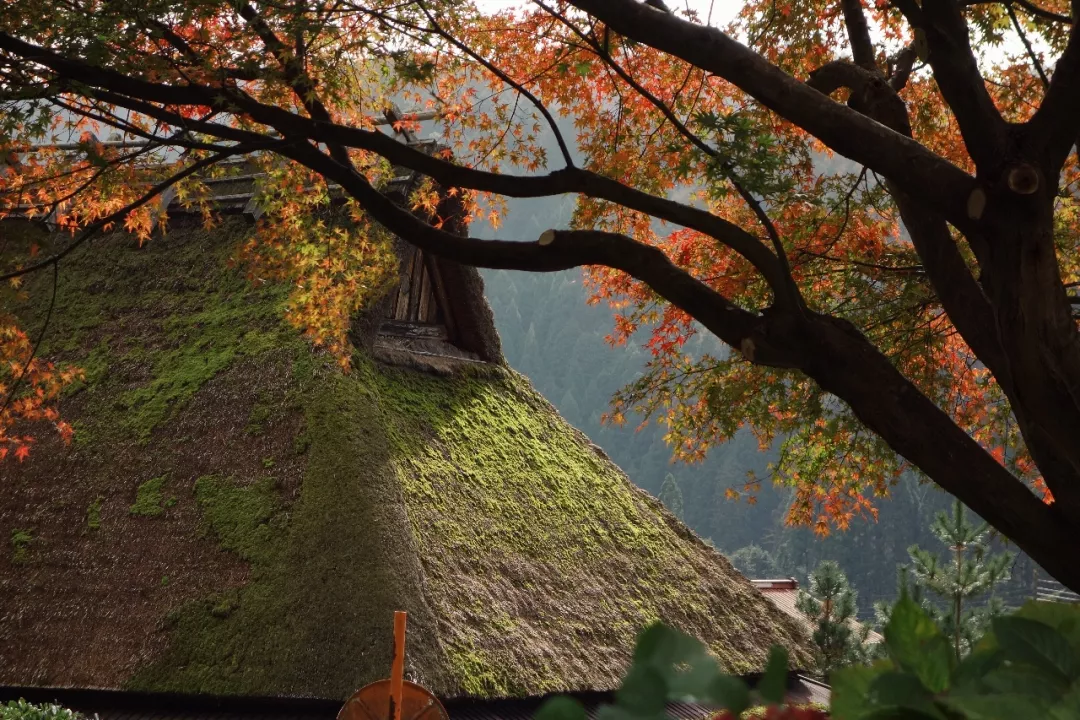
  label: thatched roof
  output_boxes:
[0,169,812,701]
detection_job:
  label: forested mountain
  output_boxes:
[474,197,1043,617]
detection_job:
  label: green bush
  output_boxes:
[1,700,82,720]
[832,595,1080,719]
[534,595,1080,720]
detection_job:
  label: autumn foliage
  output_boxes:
[2,0,1080,588]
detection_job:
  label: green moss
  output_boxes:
[246,392,273,435]
[130,475,168,517]
[194,475,280,565]
[119,299,287,443]
[365,360,784,691]
[10,528,33,563]
[87,497,103,531]
[130,367,445,699]
[19,220,293,449]
[63,341,111,396]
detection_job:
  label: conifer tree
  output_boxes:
[796,560,869,678]
[906,500,1014,660]
[658,473,684,521]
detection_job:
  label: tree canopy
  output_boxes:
[2,0,1079,589]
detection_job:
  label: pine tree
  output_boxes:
[658,473,684,521]
[796,560,870,678]
[906,499,1014,660]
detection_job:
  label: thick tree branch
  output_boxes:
[0,31,794,297]
[285,137,1080,593]
[536,0,803,309]
[840,0,877,70]
[1028,22,1080,172]
[560,0,980,232]
[809,55,1080,517]
[890,0,1009,171]
[236,2,353,168]
[888,47,918,91]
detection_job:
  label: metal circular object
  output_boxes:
[337,680,449,720]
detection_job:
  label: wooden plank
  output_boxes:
[394,251,415,321]
[148,185,178,232]
[405,249,424,321]
[380,321,448,340]
[384,104,420,144]
[417,258,434,323]
[242,194,265,223]
[422,252,456,342]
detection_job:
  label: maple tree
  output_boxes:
[1,0,1080,590]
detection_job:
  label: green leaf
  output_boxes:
[1047,680,1080,720]
[992,615,1078,681]
[951,648,1004,691]
[830,664,884,720]
[705,674,750,716]
[615,665,668,717]
[981,664,1070,699]
[867,671,947,719]
[1013,601,1080,649]
[535,697,587,720]
[594,705,644,720]
[939,691,1053,720]
[756,645,788,705]
[629,623,720,702]
[884,597,953,692]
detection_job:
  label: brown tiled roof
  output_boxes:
[751,580,884,645]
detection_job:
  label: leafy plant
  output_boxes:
[832,597,1080,720]
[534,623,823,720]
[1,700,82,720]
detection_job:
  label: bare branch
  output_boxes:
[1028,23,1080,172]
[1007,2,1050,88]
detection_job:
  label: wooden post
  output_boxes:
[389,611,407,720]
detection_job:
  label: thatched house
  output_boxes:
[0,141,816,716]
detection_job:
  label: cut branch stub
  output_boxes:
[1006,163,1040,195]
[538,229,557,246]
[740,337,757,361]
[967,187,987,220]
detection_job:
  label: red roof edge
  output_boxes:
[751,578,799,590]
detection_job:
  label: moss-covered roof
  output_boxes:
[0,216,811,701]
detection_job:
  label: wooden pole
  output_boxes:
[389,611,407,720]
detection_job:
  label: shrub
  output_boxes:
[1,700,83,720]
[533,595,1080,720]
[832,595,1080,719]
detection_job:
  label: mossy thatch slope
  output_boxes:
[0,218,810,701]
